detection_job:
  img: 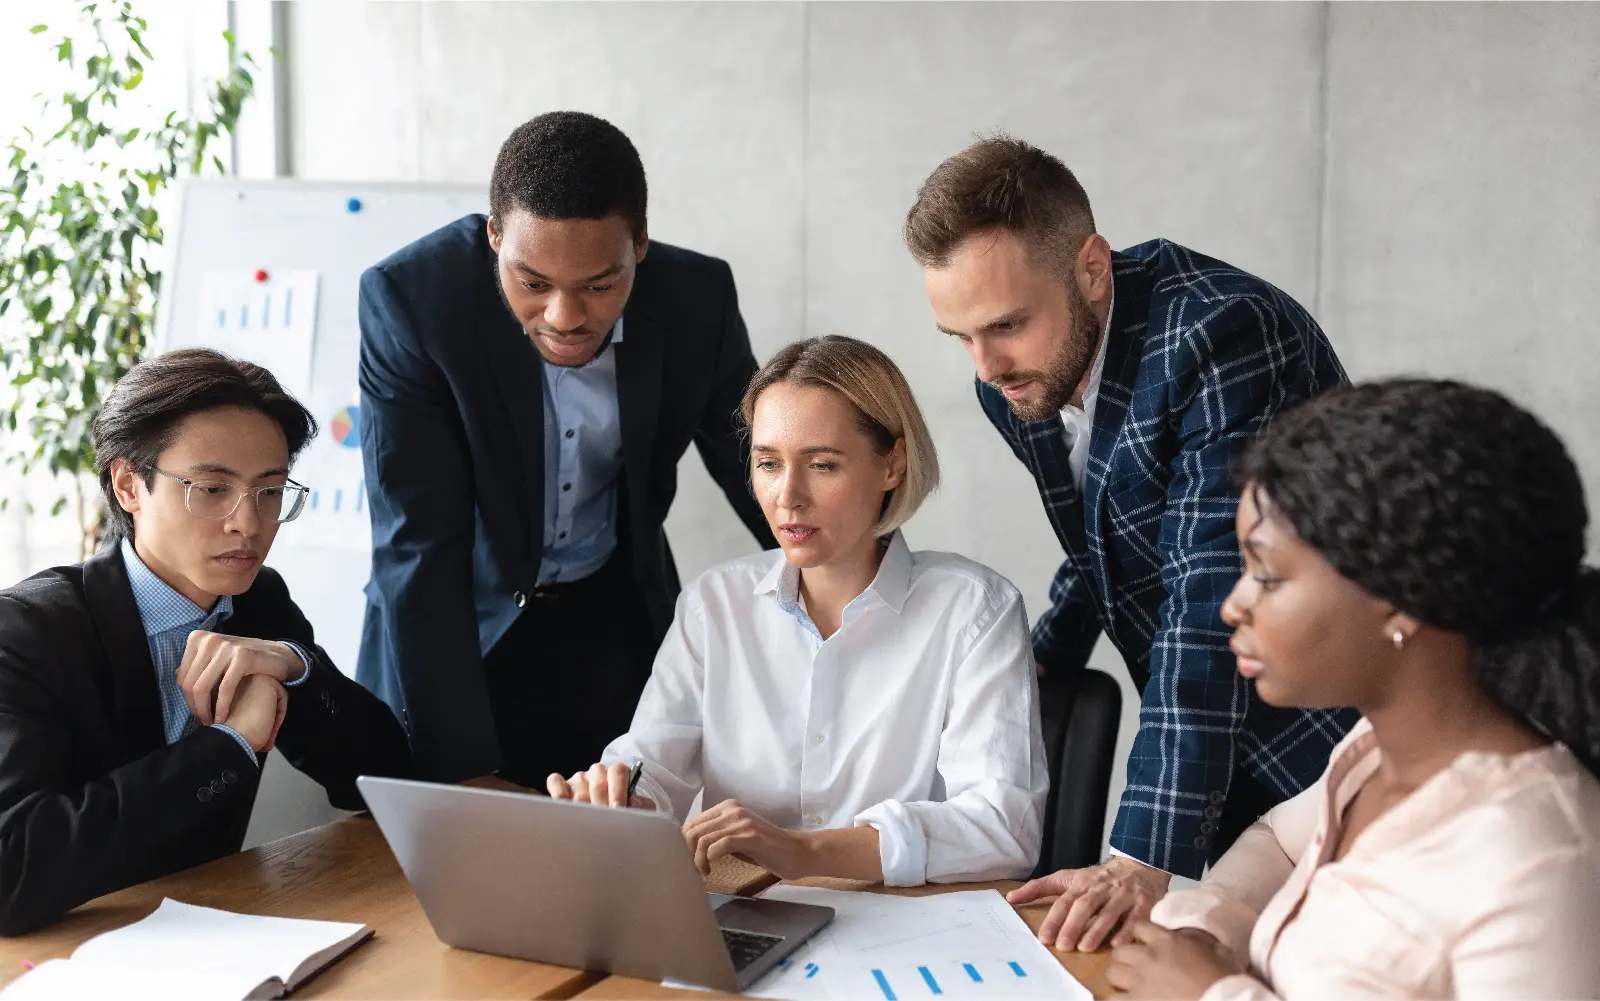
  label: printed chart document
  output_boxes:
[736,887,1092,1001]
[0,898,372,1000]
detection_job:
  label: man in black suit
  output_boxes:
[357,111,773,784]
[0,349,411,935]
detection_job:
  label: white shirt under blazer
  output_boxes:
[601,531,1050,886]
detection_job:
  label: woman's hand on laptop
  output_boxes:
[545,763,655,810]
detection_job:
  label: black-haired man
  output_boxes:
[0,349,412,935]
[358,111,774,784]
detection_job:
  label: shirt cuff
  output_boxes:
[853,800,926,887]
[210,724,261,769]
[1108,844,1168,871]
[280,642,311,686]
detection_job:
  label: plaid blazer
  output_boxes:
[980,239,1359,878]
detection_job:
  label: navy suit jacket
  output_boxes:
[980,239,1359,877]
[356,214,773,782]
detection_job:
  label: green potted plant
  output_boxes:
[0,0,256,556]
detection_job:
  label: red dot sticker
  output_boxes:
[253,269,269,283]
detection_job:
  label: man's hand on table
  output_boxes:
[1007,855,1172,952]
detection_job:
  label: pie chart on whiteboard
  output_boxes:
[331,406,361,448]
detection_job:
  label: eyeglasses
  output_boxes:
[149,468,311,524]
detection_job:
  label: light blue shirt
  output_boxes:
[538,317,625,584]
[119,539,309,766]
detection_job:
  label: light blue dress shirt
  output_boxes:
[538,317,625,584]
[119,539,309,765]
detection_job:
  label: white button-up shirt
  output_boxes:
[1059,286,1114,492]
[601,531,1049,887]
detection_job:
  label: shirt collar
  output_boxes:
[119,538,232,636]
[752,530,914,616]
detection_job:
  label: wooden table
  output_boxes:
[0,816,1110,999]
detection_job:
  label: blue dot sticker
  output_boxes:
[346,197,362,213]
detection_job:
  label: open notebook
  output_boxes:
[0,898,372,1000]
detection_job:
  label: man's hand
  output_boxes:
[177,631,304,725]
[226,673,288,753]
[1006,856,1172,951]
[1107,922,1244,999]
[546,763,655,810]
[681,800,814,879]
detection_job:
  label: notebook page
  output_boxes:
[69,898,369,985]
[0,957,269,1001]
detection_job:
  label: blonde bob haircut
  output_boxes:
[739,335,940,538]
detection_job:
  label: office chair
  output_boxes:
[1031,667,1122,876]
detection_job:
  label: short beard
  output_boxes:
[996,282,1101,422]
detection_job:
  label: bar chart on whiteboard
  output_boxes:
[196,269,319,401]
[729,888,1092,1001]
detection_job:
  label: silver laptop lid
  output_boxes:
[357,775,739,990]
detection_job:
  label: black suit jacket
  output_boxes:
[356,214,774,782]
[0,546,412,936]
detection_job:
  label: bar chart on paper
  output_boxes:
[742,888,1092,1001]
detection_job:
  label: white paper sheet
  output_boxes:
[718,888,1093,1001]
[197,269,319,401]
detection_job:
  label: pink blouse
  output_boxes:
[1152,718,1600,999]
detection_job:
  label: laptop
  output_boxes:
[357,776,834,992]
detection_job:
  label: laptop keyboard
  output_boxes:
[722,928,785,972]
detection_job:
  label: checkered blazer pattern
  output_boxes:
[979,239,1360,878]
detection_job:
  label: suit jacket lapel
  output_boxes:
[1083,254,1153,618]
[615,306,664,549]
[1018,412,1095,584]
[80,545,166,759]
[482,281,547,561]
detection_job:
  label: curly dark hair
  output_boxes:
[92,348,318,544]
[1238,378,1599,776]
[489,111,647,241]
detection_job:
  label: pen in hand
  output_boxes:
[624,760,643,806]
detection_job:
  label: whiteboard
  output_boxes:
[158,180,488,676]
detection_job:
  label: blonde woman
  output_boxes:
[548,335,1048,886]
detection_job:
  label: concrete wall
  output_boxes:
[275,0,1600,854]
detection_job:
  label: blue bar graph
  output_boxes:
[918,967,942,995]
[872,969,897,1001]
[1008,961,1027,978]
[239,304,248,328]
[284,288,294,325]
[333,488,343,513]
[963,964,982,983]
[262,293,270,328]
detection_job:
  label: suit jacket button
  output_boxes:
[1209,791,1226,805]
[1200,820,1217,835]
[1193,835,1209,850]
[197,786,214,803]
[514,591,527,608]
[222,769,237,784]
[1203,805,1221,820]
[211,778,226,794]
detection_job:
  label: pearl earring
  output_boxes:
[1393,630,1406,651]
